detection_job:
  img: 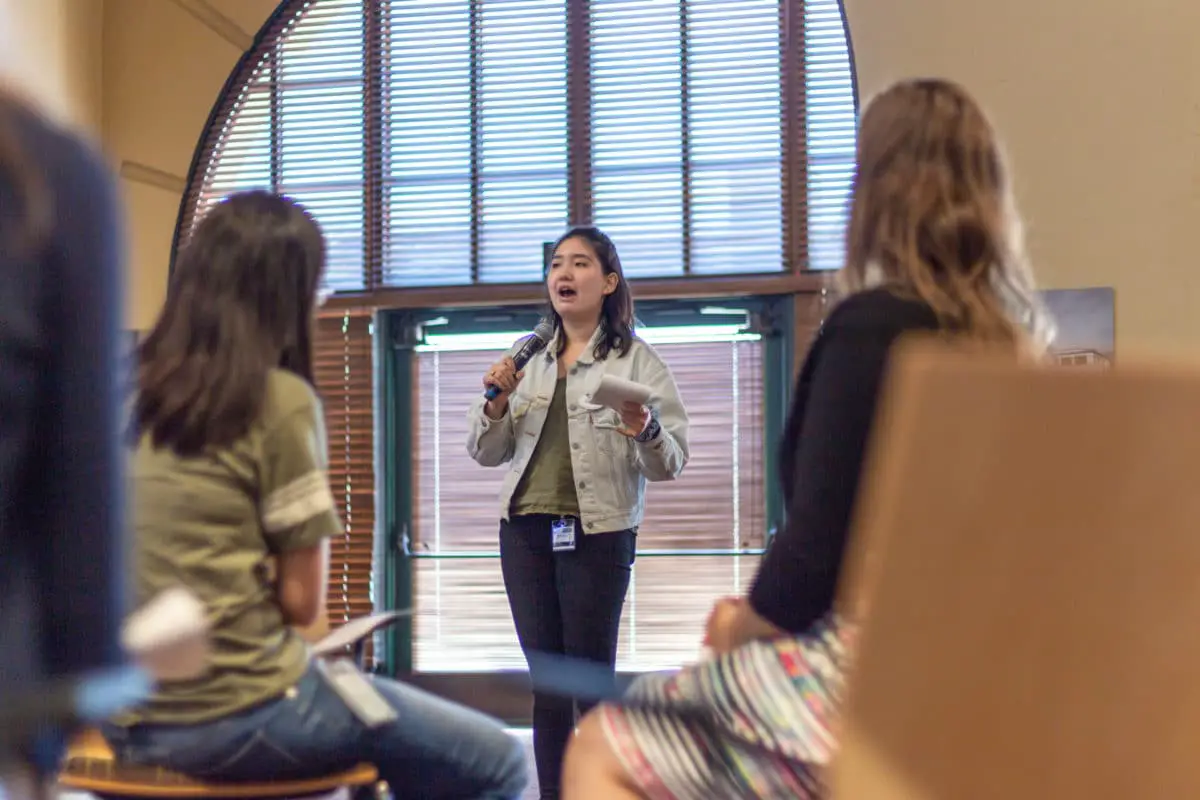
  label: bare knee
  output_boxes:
[562,709,642,800]
[565,710,609,771]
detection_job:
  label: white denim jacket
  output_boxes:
[466,327,689,534]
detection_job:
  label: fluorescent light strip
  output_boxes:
[417,325,760,352]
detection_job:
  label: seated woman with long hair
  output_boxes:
[104,191,527,800]
[561,78,1056,799]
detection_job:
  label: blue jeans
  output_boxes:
[102,664,527,799]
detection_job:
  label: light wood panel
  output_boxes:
[833,340,1200,799]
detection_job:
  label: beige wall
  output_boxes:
[1,0,104,134]
[102,0,277,330]
[33,0,1200,350]
[844,0,1200,355]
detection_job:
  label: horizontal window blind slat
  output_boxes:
[688,0,783,275]
[804,1,857,271]
[641,340,765,550]
[590,0,789,277]
[591,1,683,277]
[196,87,272,216]
[385,1,472,286]
[478,0,568,283]
[286,188,365,291]
[413,333,765,671]
[278,1,363,81]
[314,310,378,649]
[188,0,854,290]
[384,1,570,286]
[276,2,365,292]
[197,1,369,292]
[413,554,761,671]
[413,339,765,552]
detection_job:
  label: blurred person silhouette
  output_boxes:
[104,190,527,800]
[561,78,1056,799]
[0,82,128,793]
[467,226,689,798]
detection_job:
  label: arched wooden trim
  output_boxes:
[167,0,307,278]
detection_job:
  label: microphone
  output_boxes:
[484,319,555,401]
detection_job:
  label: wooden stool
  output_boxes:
[58,727,384,800]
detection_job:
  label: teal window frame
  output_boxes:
[376,296,793,675]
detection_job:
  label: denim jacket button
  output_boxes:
[568,404,577,412]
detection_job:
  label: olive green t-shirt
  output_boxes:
[116,369,342,726]
[511,377,581,517]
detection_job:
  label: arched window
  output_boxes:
[179,0,856,288]
[175,0,857,671]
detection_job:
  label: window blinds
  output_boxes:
[410,334,766,671]
[182,0,857,289]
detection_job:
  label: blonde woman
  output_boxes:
[561,78,1054,800]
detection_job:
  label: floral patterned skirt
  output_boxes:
[597,614,853,799]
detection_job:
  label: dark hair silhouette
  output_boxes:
[547,225,634,360]
[133,191,325,455]
[0,89,51,254]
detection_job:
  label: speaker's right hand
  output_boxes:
[483,356,523,416]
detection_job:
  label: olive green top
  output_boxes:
[116,369,342,726]
[510,377,581,517]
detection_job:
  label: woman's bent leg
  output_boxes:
[102,668,364,783]
[366,675,527,800]
[561,712,645,800]
[105,664,527,800]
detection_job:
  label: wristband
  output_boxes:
[634,414,662,443]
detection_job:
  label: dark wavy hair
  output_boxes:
[547,225,635,360]
[132,191,325,456]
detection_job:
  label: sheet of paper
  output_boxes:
[122,586,208,653]
[121,586,210,681]
[312,609,413,657]
[585,374,653,410]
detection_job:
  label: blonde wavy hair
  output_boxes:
[840,78,1054,353]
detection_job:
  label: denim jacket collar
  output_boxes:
[542,324,607,367]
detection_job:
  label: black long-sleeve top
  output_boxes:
[749,288,940,634]
[0,103,126,685]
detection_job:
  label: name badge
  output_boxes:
[551,518,577,552]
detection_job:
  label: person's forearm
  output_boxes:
[730,601,786,648]
[484,397,508,420]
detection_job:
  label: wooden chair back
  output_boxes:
[831,340,1200,799]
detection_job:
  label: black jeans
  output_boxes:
[499,515,635,799]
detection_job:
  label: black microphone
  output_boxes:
[484,319,555,401]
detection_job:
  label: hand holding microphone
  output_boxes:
[482,357,523,417]
[483,319,555,418]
